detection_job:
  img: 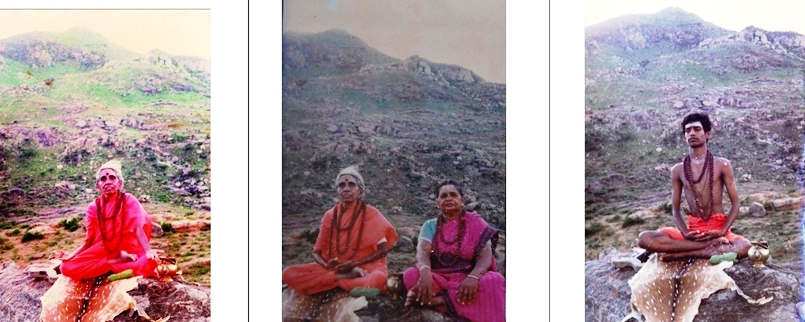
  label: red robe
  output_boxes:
[60,192,158,281]
[282,202,398,295]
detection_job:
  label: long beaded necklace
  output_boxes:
[328,201,366,260]
[96,192,125,254]
[432,211,467,267]
[683,151,714,219]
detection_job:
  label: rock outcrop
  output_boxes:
[0,261,210,321]
[586,248,802,322]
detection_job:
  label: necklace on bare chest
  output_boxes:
[683,151,714,218]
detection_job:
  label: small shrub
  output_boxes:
[606,214,622,223]
[58,217,82,232]
[161,222,174,233]
[622,216,646,228]
[301,228,319,244]
[0,221,14,230]
[171,133,190,142]
[7,229,20,236]
[21,230,45,243]
[659,202,672,214]
[585,221,605,237]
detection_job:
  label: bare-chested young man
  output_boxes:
[636,113,752,262]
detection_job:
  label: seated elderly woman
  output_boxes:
[282,166,398,295]
[403,180,505,322]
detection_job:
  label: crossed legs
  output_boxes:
[636,230,752,262]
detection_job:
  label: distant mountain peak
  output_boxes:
[320,29,356,37]
[658,7,693,15]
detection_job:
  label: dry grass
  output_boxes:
[0,206,211,286]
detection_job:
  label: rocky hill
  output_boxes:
[281,29,507,306]
[584,8,805,262]
[0,27,211,295]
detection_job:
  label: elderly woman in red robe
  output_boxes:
[404,179,505,322]
[282,166,398,295]
[55,160,163,281]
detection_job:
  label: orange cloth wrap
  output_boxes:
[60,193,158,281]
[658,214,743,242]
[283,203,398,295]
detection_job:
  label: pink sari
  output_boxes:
[404,212,505,322]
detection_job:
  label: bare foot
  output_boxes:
[404,289,444,307]
[335,267,365,280]
[120,251,138,262]
[659,241,735,262]
[108,251,138,265]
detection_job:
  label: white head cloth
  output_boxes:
[335,165,365,193]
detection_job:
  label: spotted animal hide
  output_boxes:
[39,275,169,322]
[623,254,772,322]
[282,288,368,322]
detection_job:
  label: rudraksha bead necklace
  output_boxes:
[683,151,714,218]
[329,201,366,260]
[96,192,126,253]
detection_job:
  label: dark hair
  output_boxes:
[435,179,464,197]
[681,113,712,134]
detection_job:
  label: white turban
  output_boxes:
[96,159,124,181]
[335,165,365,193]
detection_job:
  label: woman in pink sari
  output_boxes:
[403,180,505,322]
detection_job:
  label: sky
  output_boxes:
[283,0,506,84]
[585,0,805,34]
[0,10,210,60]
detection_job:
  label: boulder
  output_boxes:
[394,236,415,253]
[29,225,56,235]
[586,249,801,322]
[357,126,374,134]
[750,202,766,217]
[7,187,24,196]
[627,209,653,220]
[747,192,778,204]
[0,261,210,321]
[171,219,211,233]
[151,222,164,237]
[772,197,803,211]
[464,202,480,211]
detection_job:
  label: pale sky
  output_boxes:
[0,10,210,60]
[283,0,506,84]
[585,0,805,34]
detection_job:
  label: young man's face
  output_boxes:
[684,121,710,148]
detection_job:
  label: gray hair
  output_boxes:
[335,165,365,193]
